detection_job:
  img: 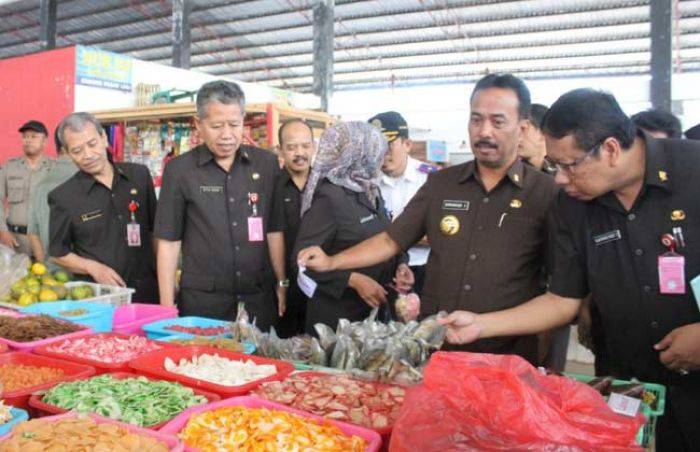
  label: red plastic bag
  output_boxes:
[389,352,644,451]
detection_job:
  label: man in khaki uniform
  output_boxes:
[0,120,54,256]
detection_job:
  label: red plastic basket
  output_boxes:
[128,345,294,397]
[0,352,95,410]
[33,332,177,375]
[28,371,221,429]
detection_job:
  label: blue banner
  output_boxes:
[76,46,133,92]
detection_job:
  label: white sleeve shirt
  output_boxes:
[379,156,430,266]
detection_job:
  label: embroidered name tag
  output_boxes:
[200,185,223,194]
[442,200,470,211]
[81,210,103,222]
[360,214,376,224]
[593,230,622,246]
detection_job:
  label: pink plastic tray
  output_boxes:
[0,412,184,450]
[0,323,93,352]
[0,308,24,318]
[113,304,178,335]
[160,396,382,451]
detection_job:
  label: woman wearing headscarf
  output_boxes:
[292,122,406,333]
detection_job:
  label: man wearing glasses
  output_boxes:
[298,73,559,364]
[440,89,700,451]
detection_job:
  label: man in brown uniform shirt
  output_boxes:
[298,74,558,364]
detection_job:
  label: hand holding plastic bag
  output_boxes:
[390,352,644,451]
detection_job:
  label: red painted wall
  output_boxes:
[0,46,75,163]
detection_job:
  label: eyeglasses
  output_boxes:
[545,139,606,175]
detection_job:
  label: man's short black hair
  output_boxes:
[543,88,636,151]
[278,119,313,147]
[528,103,549,130]
[53,126,63,154]
[470,73,531,119]
[631,108,682,139]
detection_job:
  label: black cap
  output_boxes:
[18,120,48,135]
[368,111,409,143]
[685,123,700,140]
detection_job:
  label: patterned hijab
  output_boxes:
[300,121,388,217]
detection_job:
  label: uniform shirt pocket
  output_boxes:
[7,178,24,203]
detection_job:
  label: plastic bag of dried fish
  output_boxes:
[233,304,327,366]
[330,335,360,370]
[411,312,447,348]
[314,323,337,351]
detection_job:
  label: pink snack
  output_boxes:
[46,335,162,364]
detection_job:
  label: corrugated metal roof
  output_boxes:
[0,0,698,92]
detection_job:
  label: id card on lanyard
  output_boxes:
[659,233,685,294]
[248,192,264,242]
[126,201,142,247]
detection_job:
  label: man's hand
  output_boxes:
[393,264,414,293]
[297,246,334,272]
[654,323,700,373]
[86,261,126,287]
[438,310,482,344]
[276,286,287,317]
[0,231,18,249]
[349,272,387,308]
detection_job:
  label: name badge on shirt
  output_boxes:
[200,185,223,194]
[126,223,141,247]
[81,210,103,222]
[248,217,264,242]
[659,254,686,294]
[442,200,470,211]
[593,230,621,246]
[360,214,376,224]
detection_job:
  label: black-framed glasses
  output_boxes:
[545,138,606,175]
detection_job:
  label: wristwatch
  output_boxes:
[278,279,290,288]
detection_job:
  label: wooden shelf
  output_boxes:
[91,102,336,148]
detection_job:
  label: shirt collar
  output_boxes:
[640,130,672,192]
[380,156,419,186]
[458,158,524,189]
[78,163,127,193]
[197,144,251,167]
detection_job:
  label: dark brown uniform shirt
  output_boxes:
[387,158,558,363]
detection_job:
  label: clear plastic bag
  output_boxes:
[0,245,29,302]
